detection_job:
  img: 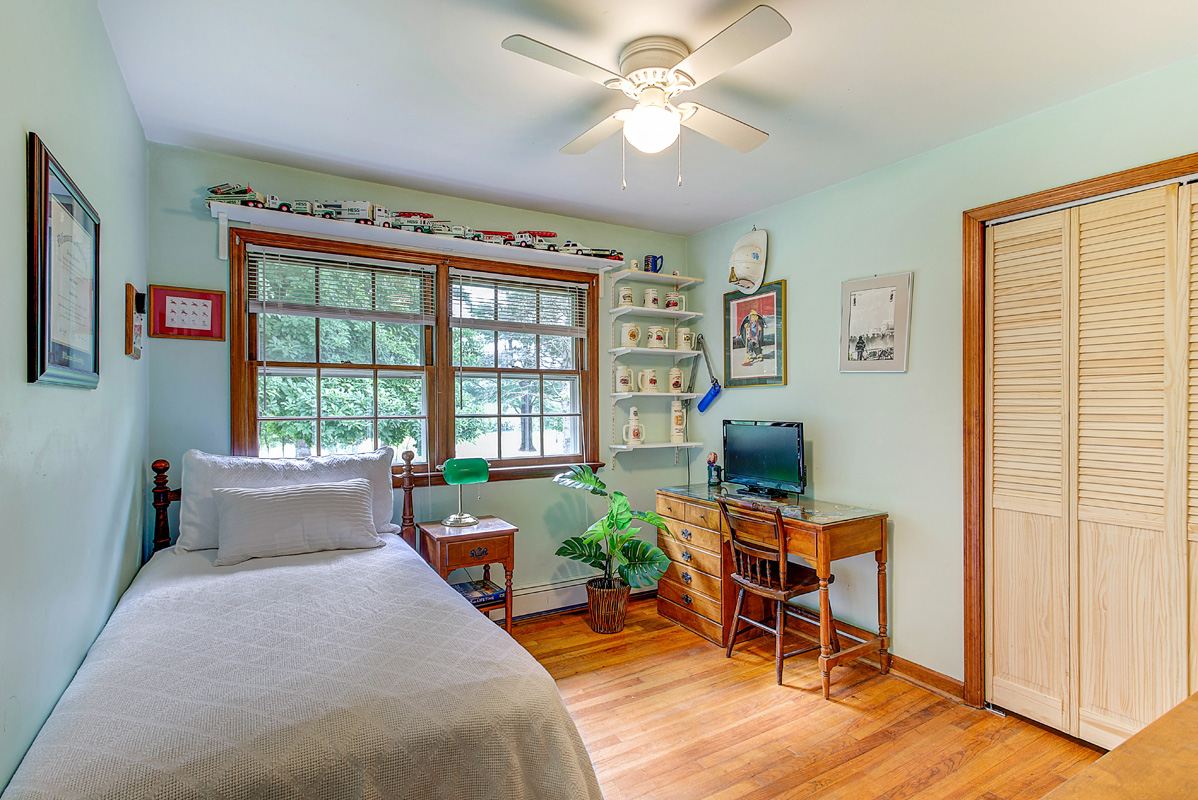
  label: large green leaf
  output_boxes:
[555,537,607,571]
[607,491,633,531]
[616,539,671,588]
[630,509,671,534]
[582,517,612,545]
[552,464,608,497]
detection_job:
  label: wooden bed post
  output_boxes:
[151,459,174,553]
[400,451,418,549]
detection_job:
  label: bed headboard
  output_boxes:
[149,451,421,554]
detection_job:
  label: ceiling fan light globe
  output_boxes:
[623,104,681,154]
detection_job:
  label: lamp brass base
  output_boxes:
[441,511,479,527]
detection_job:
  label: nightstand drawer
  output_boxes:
[659,535,721,576]
[446,535,512,567]
[658,576,720,624]
[661,517,721,555]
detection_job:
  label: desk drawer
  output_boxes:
[658,576,720,624]
[661,517,721,554]
[446,535,512,568]
[662,561,721,601]
[686,502,724,532]
[659,535,721,577]
[658,596,723,645]
[656,493,689,521]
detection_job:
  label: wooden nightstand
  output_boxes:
[418,515,517,632]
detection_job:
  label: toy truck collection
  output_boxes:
[204,183,622,259]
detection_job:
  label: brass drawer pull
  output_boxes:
[681,571,693,584]
[680,528,692,540]
[682,594,693,606]
[469,546,489,559]
[681,550,692,563]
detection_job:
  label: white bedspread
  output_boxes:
[3,536,603,800]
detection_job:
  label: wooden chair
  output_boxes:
[718,495,841,685]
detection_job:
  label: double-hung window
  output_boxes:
[230,230,598,481]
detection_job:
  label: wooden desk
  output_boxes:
[418,516,516,633]
[1043,690,1198,799]
[656,485,889,698]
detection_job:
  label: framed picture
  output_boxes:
[148,285,226,341]
[724,279,786,388]
[839,272,912,372]
[28,133,101,388]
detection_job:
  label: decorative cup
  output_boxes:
[643,288,659,308]
[664,292,684,311]
[638,369,659,392]
[617,285,635,307]
[630,259,641,271]
[623,423,645,444]
[677,327,694,351]
[646,325,669,349]
[620,323,640,347]
[644,255,664,273]
[615,365,633,392]
[668,366,684,393]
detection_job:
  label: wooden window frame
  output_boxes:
[230,228,601,485]
[962,151,1198,708]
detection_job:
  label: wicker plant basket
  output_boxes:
[586,577,631,634]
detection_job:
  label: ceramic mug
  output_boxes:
[620,322,640,347]
[617,285,635,307]
[622,423,645,444]
[668,366,684,393]
[647,325,669,349]
[638,369,659,392]
[677,327,694,351]
[644,254,664,273]
[630,259,641,271]
[643,288,659,308]
[615,365,633,392]
[664,291,684,311]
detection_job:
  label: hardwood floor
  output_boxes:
[513,597,1102,800]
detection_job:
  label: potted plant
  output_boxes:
[552,465,672,633]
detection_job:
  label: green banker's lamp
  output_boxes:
[440,457,489,526]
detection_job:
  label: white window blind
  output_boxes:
[246,246,436,325]
[449,268,588,338]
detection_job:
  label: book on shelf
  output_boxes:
[451,578,506,607]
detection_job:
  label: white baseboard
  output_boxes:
[480,576,654,622]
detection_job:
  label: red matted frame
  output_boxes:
[148,285,226,341]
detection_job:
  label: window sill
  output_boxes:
[392,461,605,488]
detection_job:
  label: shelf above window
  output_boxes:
[608,306,703,322]
[210,201,619,272]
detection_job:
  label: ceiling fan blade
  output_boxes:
[502,35,623,87]
[680,104,768,153]
[671,5,792,89]
[560,112,626,155]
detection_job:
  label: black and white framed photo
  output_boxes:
[28,133,101,388]
[839,272,912,373]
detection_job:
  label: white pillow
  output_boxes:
[211,478,383,566]
[177,448,399,551]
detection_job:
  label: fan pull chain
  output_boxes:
[677,133,683,186]
[621,136,627,190]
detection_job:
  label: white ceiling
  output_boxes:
[98,0,1198,236]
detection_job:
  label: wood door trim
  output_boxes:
[962,150,1198,709]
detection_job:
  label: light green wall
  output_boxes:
[0,0,149,786]
[685,53,1198,681]
[146,143,691,591]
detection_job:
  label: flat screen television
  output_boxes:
[723,420,805,498]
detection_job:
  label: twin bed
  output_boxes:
[3,452,603,800]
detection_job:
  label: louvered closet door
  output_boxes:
[985,210,1071,731]
[1075,186,1187,749]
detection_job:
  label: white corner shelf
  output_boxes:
[608,346,702,362]
[610,392,700,401]
[605,268,703,287]
[609,442,704,452]
[608,306,703,322]
[210,201,621,272]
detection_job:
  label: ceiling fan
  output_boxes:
[502,5,792,156]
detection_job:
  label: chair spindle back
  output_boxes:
[717,496,789,590]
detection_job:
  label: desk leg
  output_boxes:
[876,519,891,674]
[818,574,833,699]
[503,565,513,634]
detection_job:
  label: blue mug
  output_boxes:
[644,254,664,273]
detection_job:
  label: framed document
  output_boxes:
[28,133,101,388]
